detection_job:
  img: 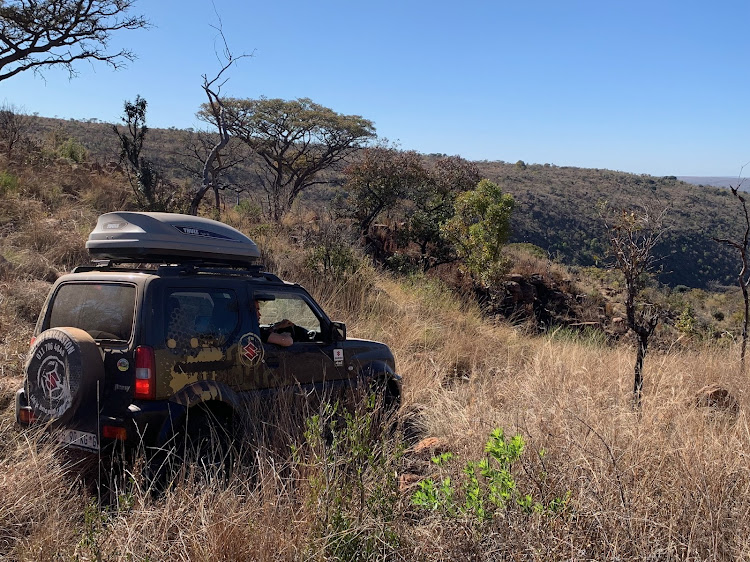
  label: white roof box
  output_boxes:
[86,212,261,265]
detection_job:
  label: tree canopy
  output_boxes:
[343,147,428,236]
[443,179,515,285]
[0,0,148,82]
[217,97,376,221]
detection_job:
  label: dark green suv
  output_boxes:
[15,212,400,456]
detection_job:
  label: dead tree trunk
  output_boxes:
[603,204,667,408]
[187,23,250,216]
[713,184,750,374]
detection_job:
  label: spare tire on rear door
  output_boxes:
[24,327,104,426]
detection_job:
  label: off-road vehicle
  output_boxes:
[15,211,401,458]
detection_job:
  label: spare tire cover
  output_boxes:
[24,327,104,425]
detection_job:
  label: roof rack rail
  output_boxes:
[72,260,282,282]
[158,262,282,282]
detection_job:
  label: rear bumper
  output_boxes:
[15,388,186,452]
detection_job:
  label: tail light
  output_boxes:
[134,346,156,400]
[103,425,127,440]
[18,407,35,425]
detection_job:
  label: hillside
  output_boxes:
[475,161,744,288]
[29,116,744,290]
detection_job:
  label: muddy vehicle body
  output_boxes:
[15,212,400,456]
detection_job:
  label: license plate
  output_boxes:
[57,429,99,451]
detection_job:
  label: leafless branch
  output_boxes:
[0,0,150,82]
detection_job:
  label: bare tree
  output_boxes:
[602,204,668,406]
[187,26,250,216]
[0,0,148,82]
[0,102,33,160]
[713,177,750,373]
[183,128,250,215]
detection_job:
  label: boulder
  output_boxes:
[695,384,739,416]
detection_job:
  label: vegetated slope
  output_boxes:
[475,161,744,289]
[30,117,746,289]
[2,153,750,559]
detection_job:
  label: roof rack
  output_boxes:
[72,259,282,282]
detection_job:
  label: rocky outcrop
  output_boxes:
[695,384,739,416]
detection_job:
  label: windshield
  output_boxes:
[48,283,136,342]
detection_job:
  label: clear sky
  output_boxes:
[1,0,748,177]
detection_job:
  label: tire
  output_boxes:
[370,376,401,414]
[183,405,234,477]
[24,327,104,426]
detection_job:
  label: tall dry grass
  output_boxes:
[1,201,749,559]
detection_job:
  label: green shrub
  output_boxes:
[412,428,570,522]
[57,137,87,162]
[294,399,403,560]
[305,241,361,277]
[0,171,19,194]
[235,199,262,222]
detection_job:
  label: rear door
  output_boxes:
[157,282,244,395]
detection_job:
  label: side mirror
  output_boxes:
[331,321,346,341]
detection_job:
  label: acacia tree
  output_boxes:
[713,184,750,373]
[219,97,376,221]
[602,205,668,406]
[0,0,148,82]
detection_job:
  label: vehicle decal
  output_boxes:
[117,358,129,372]
[170,380,225,407]
[173,225,236,241]
[29,338,74,417]
[239,332,264,367]
[333,348,344,367]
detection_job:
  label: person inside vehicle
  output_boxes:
[255,300,295,347]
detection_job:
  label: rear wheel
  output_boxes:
[183,405,235,478]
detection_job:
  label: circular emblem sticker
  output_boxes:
[36,354,71,415]
[239,332,264,367]
[117,358,130,372]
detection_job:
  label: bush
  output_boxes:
[0,171,19,195]
[57,137,87,162]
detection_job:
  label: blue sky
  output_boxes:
[1,0,748,177]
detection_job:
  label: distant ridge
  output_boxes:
[678,176,748,190]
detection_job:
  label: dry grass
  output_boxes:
[2,178,750,559]
[2,249,750,559]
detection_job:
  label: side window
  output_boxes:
[257,293,321,333]
[165,289,239,351]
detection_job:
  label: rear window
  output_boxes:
[48,283,136,341]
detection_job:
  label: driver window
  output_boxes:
[257,294,321,333]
